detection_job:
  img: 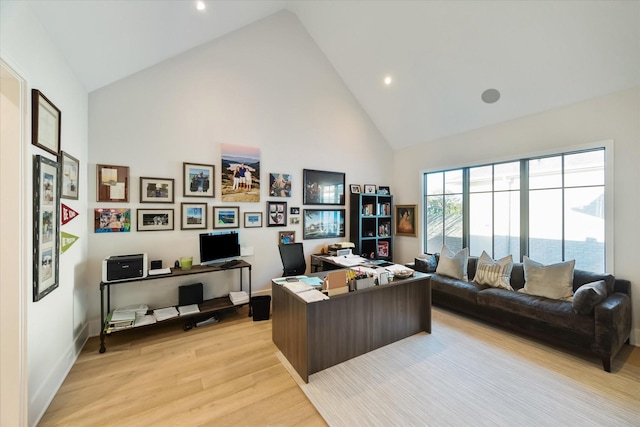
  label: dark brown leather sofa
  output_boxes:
[413,256,632,372]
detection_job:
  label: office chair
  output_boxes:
[278,243,306,277]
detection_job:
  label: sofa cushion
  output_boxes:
[519,256,575,301]
[431,274,486,303]
[572,270,615,295]
[509,263,525,291]
[478,288,594,336]
[572,280,608,315]
[473,251,514,290]
[435,245,469,281]
[414,254,437,273]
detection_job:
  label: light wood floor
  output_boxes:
[39,306,639,426]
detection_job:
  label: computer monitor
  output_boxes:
[199,232,240,266]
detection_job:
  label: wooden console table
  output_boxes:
[99,261,251,353]
[272,271,431,382]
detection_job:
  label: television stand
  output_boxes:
[99,261,252,353]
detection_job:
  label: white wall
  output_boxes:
[0,2,89,426]
[392,87,640,345]
[87,11,392,333]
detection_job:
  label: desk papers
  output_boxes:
[153,306,179,322]
[178,304,200,316]
[229,291,249,305]
[327,254,368,267]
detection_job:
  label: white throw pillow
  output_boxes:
[519,256,575,301]
[473,251,514,290]
[435,245,469,281]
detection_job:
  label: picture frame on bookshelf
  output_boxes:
[181,202,207,230]
[303,169,345,205]
[244,212,263,228]
[303,209,345,239]
[377,240,390,258]
[350,184,361,194]
[395,204,417,237]
[377,186,390,195]
[213,206,239,229]
[137,208,174,232]
[364,184,376,194]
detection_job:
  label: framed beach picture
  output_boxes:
[303,209,345,239]
[140,177,174,203]
[221,143,261,202]
[213,206,240,229]
[183,162,214,197]
[137,209,174,231]
[60,151,79,200]
[33,155,61,301]
[181,202,207,230]
[244,212,263,228]
[303,169,345,205]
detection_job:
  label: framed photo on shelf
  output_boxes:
[303,209,345,240]
[303,169,345,205]
[244,212,263,228]
[97,164,129,202]
[377,186,390,195]
[94,208,131,233]
[60,151,79,200]
[137,208,174,231]
[181,202,207,230]
[213,206,239,228]
[140,177,174,203]
[267,201,287,227]
[364,184,376,194]
[31,89,61,156]
[33,155,61,301]
[350,184,361,194]
[278,230,296,244]
[395,204,417,237]
[183,162,214,197]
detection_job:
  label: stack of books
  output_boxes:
[106,304,149,332]
[229,291,249,305]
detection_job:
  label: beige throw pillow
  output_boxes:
[435,245,469,281]
[519,256,575,301]
[473,251,514,290]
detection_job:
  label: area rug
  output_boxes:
[280,311,639,426]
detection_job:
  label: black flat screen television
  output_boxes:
[199,232,241,266]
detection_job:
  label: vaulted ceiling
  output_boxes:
[27,0,640,149]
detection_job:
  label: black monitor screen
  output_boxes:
[199,232,240,266]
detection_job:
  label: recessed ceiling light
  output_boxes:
[481,88,500,104]
[384,76,392,85]
[196,1,206,11]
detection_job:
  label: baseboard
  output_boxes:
[631,328,639,347]
[30,323,89,427]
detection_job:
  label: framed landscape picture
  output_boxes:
[303,169,345,205]
[213,206,239,229]
[181,202,207,230]
[303,209,345,239]
[140,177,174,203]
[244,212,263,228]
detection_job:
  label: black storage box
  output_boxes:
[251,296,271,321]
[179,283,203,306]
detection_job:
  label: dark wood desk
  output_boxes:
[272,271,431,382]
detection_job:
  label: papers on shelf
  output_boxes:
[134,314,156,327]
[327,254,369,267]
[178,304,200,316]
[110,310,136,323]
[153,306,179,322]
[229,291,249,305]
[114,304,148,317]
[148,268,172,276]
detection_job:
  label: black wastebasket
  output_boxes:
[251,295,271,321]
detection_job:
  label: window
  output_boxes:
[424,148,606,271]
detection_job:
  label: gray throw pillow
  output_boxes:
[519,256,575,301]
[435,245,469,281]
[572,280,608,315]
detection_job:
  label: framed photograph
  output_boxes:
[137,209,174,231]
[303,169,345,205]
[279,230,296,244]
[378,186,390,195]
[184,162,214,197]
[31,89,61,156]
[94,208,131,233]
[33,155,60,301]
[97,164,129,202]
[213,206,240,228]
[140,177,174,203]
[244,212,263,228]
[364,184,377,194]
[290,207,300,215]
[290,217,300,225]
[221,144,261,202]
[267,201,287,227]
[60,151,79,200]
[303,209,346,240]
[395,204,417,237]
[181,203,207,230]
[350,184,361,194]
[269,173,292,197]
